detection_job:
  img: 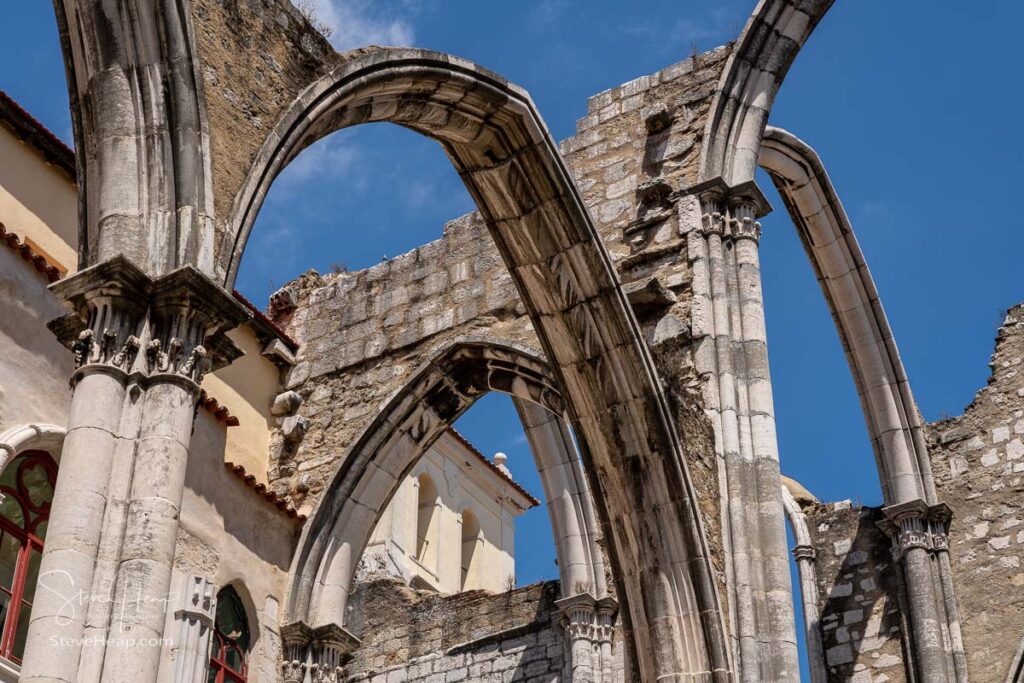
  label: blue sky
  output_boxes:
[4,1,1023,675]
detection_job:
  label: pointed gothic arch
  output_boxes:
[233,48,729,680]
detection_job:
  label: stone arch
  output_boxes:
[290,337,575,611]
[0,424,66,471]
[414,472,441,573]
[234,48,728,680]
[699,0,836,185]
[757,126,933,506]
[514,398,609,600]
[757,126,967,681]
[779,480,826,683]
[458,507,482,591]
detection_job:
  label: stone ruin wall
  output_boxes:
[927,302,1024,681]
[344,577,570,683]
[805,502,907,683]
[805,302,1024,682]
[189,0,342,221]
[269,47,735,584]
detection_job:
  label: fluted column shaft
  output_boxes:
[19,257,249,683]
[688,179,798,682]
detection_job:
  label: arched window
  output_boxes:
[460,508,481,592]
[208,586,250,683]
[415,474,439,573]
[0,450,56,663]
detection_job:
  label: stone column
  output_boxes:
[19,256,250,683]
[281,622,361,683]
[728,189,799,679]
[881,500,958,682]
[170,575,218,683]
[686,179,798,682]
[791,546,827,683]
[100,267,250,682]
[20,257,148,683]
[595,597,618,683]
[557,593,618,682]
[558,594,596,681]
[930,507,968,682]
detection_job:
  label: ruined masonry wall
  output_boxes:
[344,577,566,683]
[190,0,342,221]
[928,302,1024,682]
[806,302,1024,683]
[805,503,906,683]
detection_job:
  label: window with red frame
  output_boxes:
[208,586,250,683]
[0,450,56,664]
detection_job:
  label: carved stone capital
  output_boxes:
[146,266,252,384]
[594,596,619,644]
[281,621,314,683]
[48,257,251,386]
[880,499,954,560]
[688,177,771,242]
[792,544,816,562]
[557,593,619,643]
[48,255,149,375]
[280,621,360,683]
[561,600,595,641]
[728,205,762,242]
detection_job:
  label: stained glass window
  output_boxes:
[208,586,249,682]
[0,450,56,663]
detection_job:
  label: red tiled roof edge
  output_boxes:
[225,461,306,521]
[231,289,299,351]
[0,90,76,181]
[0,222,64,283]
[198,390,241,427]
[446,427,541,508]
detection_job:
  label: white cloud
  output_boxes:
[527,0,568,31]
[303,0,416,51]
[276,134,361,193]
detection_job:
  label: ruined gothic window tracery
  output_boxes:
[208,586,250,683]
[0,450,55,664]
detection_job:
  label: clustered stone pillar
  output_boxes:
[685,178,798,681]
[170,575,218,683]
[19,256,250,683]
[781,485,827,683]
[556,593,618,683]
[281,621,361,683]
[880,500,966,682]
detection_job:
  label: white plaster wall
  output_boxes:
[0,245,73,433]
[0,126,77,273]
[364,431,532,594]
[202,326,277,483]
[166,411,300,682]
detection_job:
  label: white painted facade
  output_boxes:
[362,430,538,594]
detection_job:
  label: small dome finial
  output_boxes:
[493,452,511,476]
